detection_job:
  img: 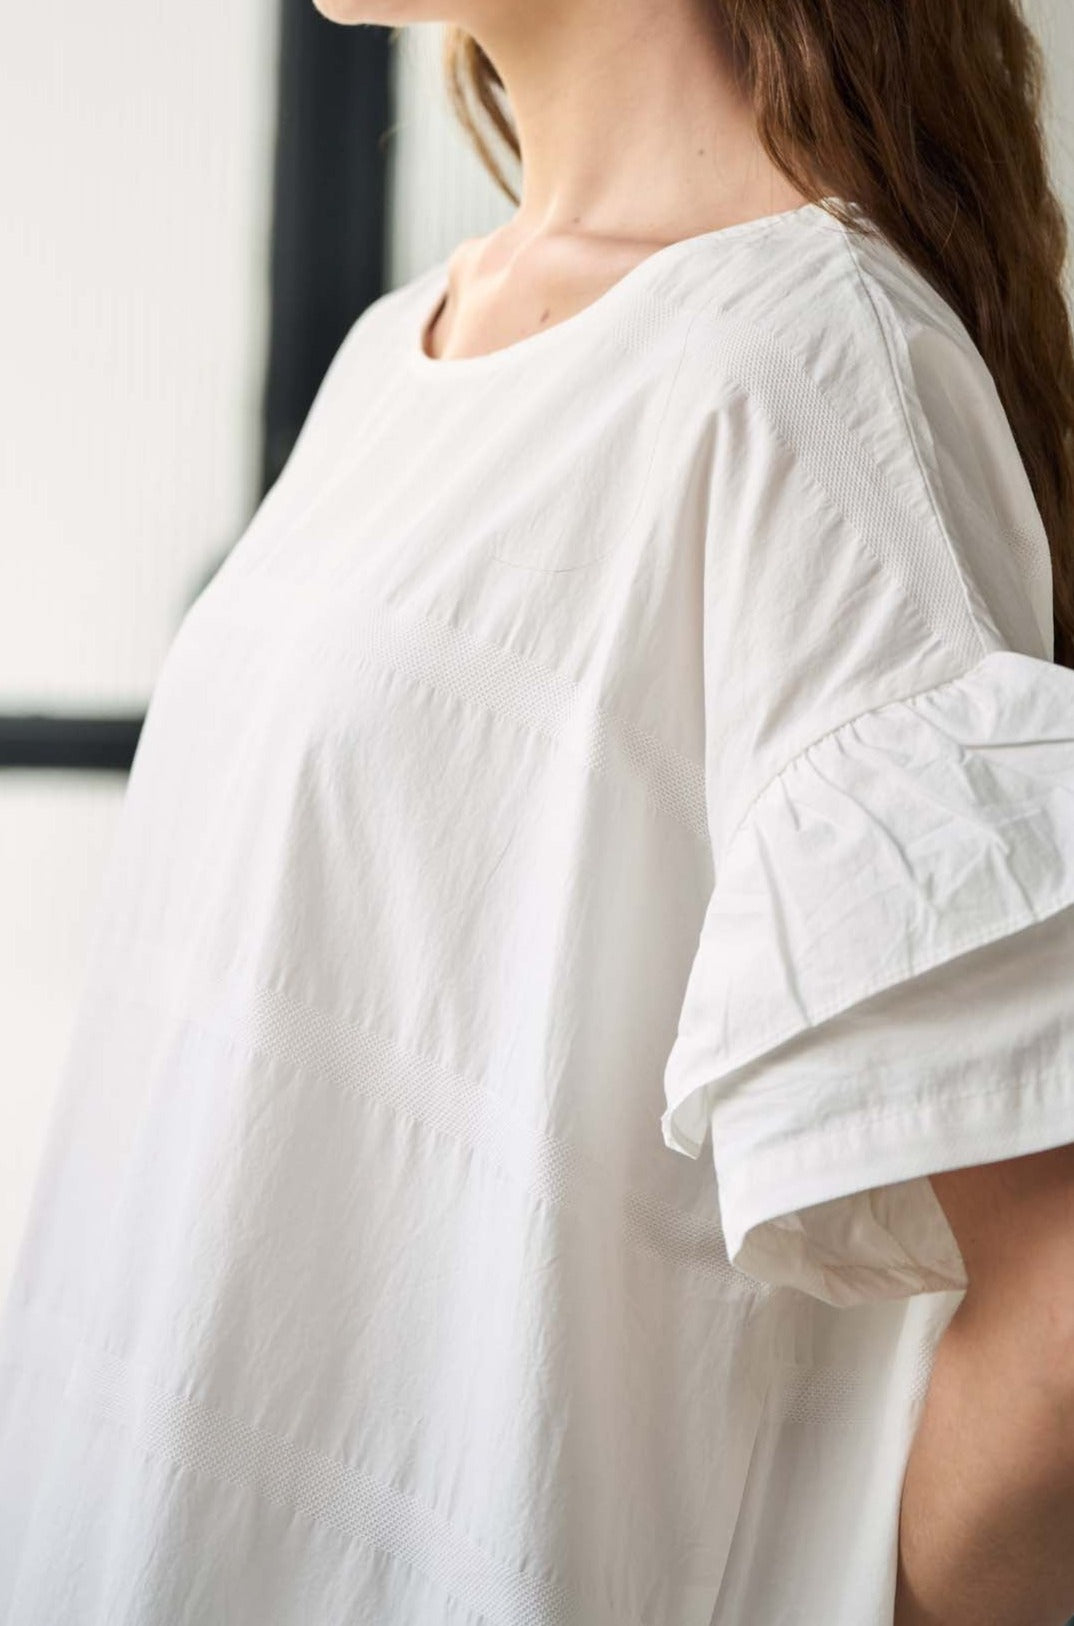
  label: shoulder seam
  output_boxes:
[835,224,989,663]
[642,262,987,672]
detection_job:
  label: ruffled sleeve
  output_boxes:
[661,649,1074,1306]
[657,230,1074,1307]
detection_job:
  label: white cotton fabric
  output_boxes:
[3,196,1074,1626]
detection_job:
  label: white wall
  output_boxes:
[386,21,515,287]
[1036,0,1074,229]
[0,1,279,710]
[0,0,280,1291]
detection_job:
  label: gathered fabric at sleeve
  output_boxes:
[658,219,1074,1308]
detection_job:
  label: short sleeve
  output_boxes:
[658,231,1074,1308]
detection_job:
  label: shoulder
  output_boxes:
[666,200,1052,660]
[660,198,975,380]
[663,205,1055,855]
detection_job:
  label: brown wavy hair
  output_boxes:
[441,2,1074,669]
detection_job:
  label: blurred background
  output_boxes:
[1,1,1073,1302]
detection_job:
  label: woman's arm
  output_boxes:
[894,1144,1074,1626]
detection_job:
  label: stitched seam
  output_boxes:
[641,279,978,659]
[713,647,995,864]
[726,1057,1074,1191]
[838,225,990,663]
[632,277,991,864]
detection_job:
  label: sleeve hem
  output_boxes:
[661,877,1074,1161]
[716,1063,1074,1304]
[661,648,1074,1163]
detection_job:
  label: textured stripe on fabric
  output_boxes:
[649,301,986,670]
[65,1339,583,1626]
[351,603,710,842]
[224,579,710,846]
[92,936,753,1299]
[776,1361,876,1432]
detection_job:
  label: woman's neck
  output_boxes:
[464,0,808,253]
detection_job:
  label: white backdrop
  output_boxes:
[0,0,280,1287]
[1,4,1072,1296]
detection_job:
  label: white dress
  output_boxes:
[2,196,1074,1626]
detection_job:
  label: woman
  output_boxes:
[2,2,1074,1622]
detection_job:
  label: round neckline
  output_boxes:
[405,195,849,378]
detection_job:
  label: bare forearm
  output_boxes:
[894,1297,1074,1626]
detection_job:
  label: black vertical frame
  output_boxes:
[1,3,392,772]
[261,6,391,495]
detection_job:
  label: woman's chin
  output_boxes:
[309,0,444,23]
